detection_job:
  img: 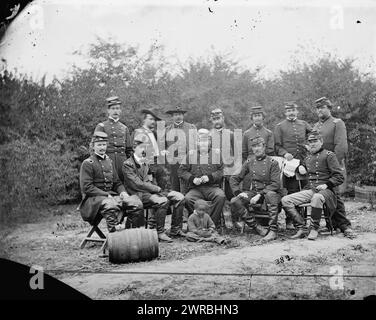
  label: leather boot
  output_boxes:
[286,222,295,231]
[290,228,306,239]
[254,224,268,236]
[155,203,168,234]
[307,228,319,240]
[283,206,305,229]
[158,232,173,242]
[267,203,279,234]
[310,207,323,231]
[261,230,277,241]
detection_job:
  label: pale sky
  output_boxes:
[1,0,376,82]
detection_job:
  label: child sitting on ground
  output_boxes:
[186,199,228,244]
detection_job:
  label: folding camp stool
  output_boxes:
[297,203,334,235]
[79,215,107,252]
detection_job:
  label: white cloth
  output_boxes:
[283,158,300,177]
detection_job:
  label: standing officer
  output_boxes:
[209,107,236,201]
[178,128,226,227]
[312,97,352,235]
[94,96,132,182]
[79,132,143,232]
[132,109,168,190]
[122,136,185,242]
[242,106,274,162]
[165,106,196,194]
[281,131,354,240]
[274,101,312,229]
[230,136,281,241]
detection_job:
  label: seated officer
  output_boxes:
[122,136,185,242]
[230,136,281,241]
[79,132,143,232]
[281,131,355,240]
[178,128,226,228]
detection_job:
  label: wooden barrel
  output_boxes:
[108,228,159,264]
[355,185,376,203]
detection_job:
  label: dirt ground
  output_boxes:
[1,200,375,300]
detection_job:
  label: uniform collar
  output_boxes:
[133,154,146,166]
[320,115,332,123]
[109,117,119,123]
[174,121,184,127]
[95,153,106,160]
[142,125,153,133]
[287,117,297,122]
[311,147,324,155]
[255,154,266,161]
[253,124,264,129]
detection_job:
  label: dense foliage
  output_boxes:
[1,39,375,221]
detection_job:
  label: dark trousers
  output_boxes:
[149,163,168,190]
[185,186,226,227]
[139,192,184,234]
[230,190,280,231]
[223,176,234,201]
[331,195,351,231]
[169,163,187,194]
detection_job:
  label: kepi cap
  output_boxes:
[307,131,322,142]
[210,108,224,118]
[249,136,265,146]
[250,106,265,116]
[284,101,298,110]
[92,131,108,143]
[315,97,332,108]
[106,96,121,108]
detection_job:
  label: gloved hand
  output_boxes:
[298,165,307,175]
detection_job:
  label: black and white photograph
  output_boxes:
[0,0,376,303]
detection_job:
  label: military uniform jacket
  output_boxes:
[274,118,312,161]
[95,118,132,157]
[79,154,126,224]
[302,148,344,191]
[242,125,274,161]
[230,155,281,195]
[178,149,224,190]
[122,155,160,195]
[165,121,197,162]
[313,116,348,163]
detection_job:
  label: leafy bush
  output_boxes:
[0,138,81,222]
[1,39,376,222]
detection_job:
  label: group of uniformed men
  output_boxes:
[79,95,356,244]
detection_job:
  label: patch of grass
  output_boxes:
[302,254,328,265]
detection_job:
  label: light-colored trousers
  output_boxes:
[281,189,325,209]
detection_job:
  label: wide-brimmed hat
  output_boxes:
[165,106,187,115]
[141,109,162,121]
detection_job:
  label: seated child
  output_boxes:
[186,199,228,244]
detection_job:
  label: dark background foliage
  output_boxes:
[1,39,375,222]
